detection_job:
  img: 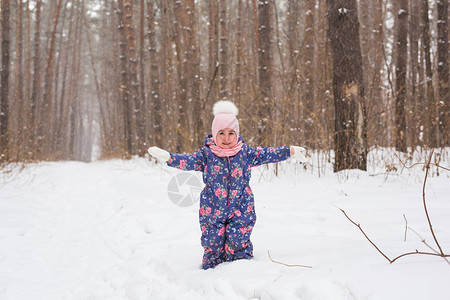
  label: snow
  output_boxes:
[0,153,449,300]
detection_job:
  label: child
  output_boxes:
[148,101,306,269]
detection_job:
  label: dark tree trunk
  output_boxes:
[117,0,133,155]
[421,0,436,147]
[437,0,448,146]
[219,0,229,100]
[326,0,368,171]
[40,0,63,156]
[30,0,42,157]
[394,0,408,152]
[147,0,162,146]
[0,0,11,160]
[257,0,273,145]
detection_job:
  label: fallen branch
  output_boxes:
[339,209,450,264]
[267,251,312,268]
[339,150,450,265]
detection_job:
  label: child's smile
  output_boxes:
[216,128,237,149]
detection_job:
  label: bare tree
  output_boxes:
[326,0,368,171]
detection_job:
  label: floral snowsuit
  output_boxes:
[167,135,290,269]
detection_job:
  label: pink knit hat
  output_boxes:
[211,101,239,142]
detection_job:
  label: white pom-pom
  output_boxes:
[213,100,238,116]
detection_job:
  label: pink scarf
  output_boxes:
[210,141,243,157]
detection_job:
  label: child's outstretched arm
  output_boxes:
[148,146,206,172]
[249,145,307,167]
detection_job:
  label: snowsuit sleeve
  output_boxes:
[166,148,207,172]
[249,146,291,167]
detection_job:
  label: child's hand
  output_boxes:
[148,146,171,162]
[290,146,307,163]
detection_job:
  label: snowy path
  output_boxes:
[1,159,450,300]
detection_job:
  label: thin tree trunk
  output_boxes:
[0,0,11,160]
[207,0,219,107]
[139,0,147,149]
[147,0,162,146]
[173,1,188,152]
[409,0,421,147]
[421,0,436,147]
[303,0,315,148]
[30,0,42,158]
[235,0,243,107]
[287,0,301,145]
[116,0,133,155]
[436,0,448,146]
[257,0,273,145]
[395,0,408,152]
[15,0,25,160]
[40,0,63,157]
[123,0,143,155]
[219,0,229,100]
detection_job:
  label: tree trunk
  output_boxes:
[173,1,189,152]
[184,0,202,145]
[139,0,147,149]
[0,0,11,160]
[302,0,316,148]
[326,0,368,171]
[421,0,436,147]
[116,0,133,155]
[40,0,63,156]
[394,0,408,152]
[147,0,162,146]
[257,0,273,145]
[219,0,229,100]
[207,0,219,107]
[15,0,25,160]
[408,0,421,147]
[286,0,301,145]
[235,0,243,106]
[123,0,143,155]
[30,0,42,158]
[437,0,448,146]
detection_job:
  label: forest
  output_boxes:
[0,0,448,171]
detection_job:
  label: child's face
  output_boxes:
[216,128,237,149]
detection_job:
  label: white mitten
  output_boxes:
[148,146,171,162]
[290,146,307,163]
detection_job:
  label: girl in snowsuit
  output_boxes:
[148,101,306,269]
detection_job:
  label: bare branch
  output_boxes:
[339,208,393,263]
[392,150,450,171]
[267,251,312,268]
[422,150,445,256]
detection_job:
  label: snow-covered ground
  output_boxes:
[1,152,449,300]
